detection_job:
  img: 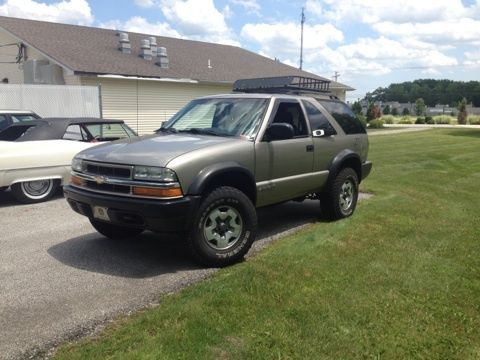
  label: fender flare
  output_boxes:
[188,162,256,202]
[327,150,362,184]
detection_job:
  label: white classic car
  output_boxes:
[0,118,137,203]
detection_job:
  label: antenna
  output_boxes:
[333,71,340,82]
[300,7,305,70]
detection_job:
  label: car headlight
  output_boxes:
[133,166,178,182]
[72,158,84,172]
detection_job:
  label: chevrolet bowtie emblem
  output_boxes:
[94,176,107,185]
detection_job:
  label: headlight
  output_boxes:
[133,166,178,182]
[71,158,84,172]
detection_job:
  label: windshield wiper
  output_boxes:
[178,128,234,137]
[156,127,177,133]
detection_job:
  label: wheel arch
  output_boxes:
[187,162,257,205]
[328,150,362,184]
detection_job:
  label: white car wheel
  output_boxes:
[11,179,59,203]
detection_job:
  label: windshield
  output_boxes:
[161,98,269,138]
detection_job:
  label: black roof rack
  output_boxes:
[233,76,331,94]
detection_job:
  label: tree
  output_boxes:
[391,107,399,116]
[415,98,426,116]
[383,105,391,115]
[457,97,467,125]
[366,103,381,121]
[351,101,362,115]
[402,107,410,116]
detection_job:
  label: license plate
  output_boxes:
[92,206,110,221]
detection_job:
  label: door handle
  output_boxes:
[306,144,314,152]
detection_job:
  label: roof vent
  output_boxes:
[140,39,152,60]
[118,32,131,54]
[149,37,158,56]
[156,47,169,69]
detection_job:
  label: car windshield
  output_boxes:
[161,98,269,138]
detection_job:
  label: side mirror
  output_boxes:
[265,123,294,141]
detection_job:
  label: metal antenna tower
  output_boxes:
[300,7,305,70]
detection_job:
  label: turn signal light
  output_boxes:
[71,175,86,186]
[132,186,183,198]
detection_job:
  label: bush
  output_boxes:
[425,116,435,124]
[357,114,367,129]
[381,115,395,124]
[467,115,480,125]
[368,119,384,129]
[415,117,425,124]
[398,117,413,124]
[434,115,451,125]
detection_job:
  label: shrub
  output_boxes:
[398,116,413,124]
[468,115,480,125]
[425,116,435,124]
[368,119,384,128]
[415,117,425,124]
[357,114,367,129]
[434,115,451,125]
[381,115,395,124]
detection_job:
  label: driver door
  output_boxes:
[255,99,315,206]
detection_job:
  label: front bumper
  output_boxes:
[361,161,373,181]
[63,185,201,233]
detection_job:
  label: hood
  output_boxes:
[76,133,242,167]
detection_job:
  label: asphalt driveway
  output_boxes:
[0,190,324,359]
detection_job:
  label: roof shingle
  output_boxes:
[0,16,353,90]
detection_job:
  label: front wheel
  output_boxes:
[89,218,144,239]
[11,179,59,204]
[188,186,257,267]
[320,167,359,220]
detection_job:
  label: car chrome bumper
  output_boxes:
[63,185,201,233]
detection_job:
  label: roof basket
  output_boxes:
[233,76,330,94]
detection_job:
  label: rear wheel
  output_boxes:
[89,218,144,239]
[188,186,257,267]
[11,179,59,204]
[320,167,359,220]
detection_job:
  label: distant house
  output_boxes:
[0,16,354,134]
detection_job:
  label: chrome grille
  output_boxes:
[83,161,133,179]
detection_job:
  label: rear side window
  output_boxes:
[318,100,366,134]
[302,101,336,134]
[0,115,8,131]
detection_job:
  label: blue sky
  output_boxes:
[1,0,479,101]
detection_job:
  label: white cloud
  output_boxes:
[374,19,480,44]
[241,22,343,59]
[305,0,322,17]
[222,4,233,19]
[101,16,181,38]
[230,0,260,15]
[0,0,93,25]
[320,0,467,24]
[161,0,237,45]
[134,0,155,7]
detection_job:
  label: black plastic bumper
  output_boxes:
[361,161,373,181]
[63,185,201,233]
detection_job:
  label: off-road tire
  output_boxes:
[89,218,144,239]
[11,179,59,204]
[320,167,359,221]
[188,186,257,267]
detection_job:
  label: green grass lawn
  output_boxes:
[55,129,480,359]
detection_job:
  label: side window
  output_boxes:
[318,100,366,134]
[0,115,8,131]
[271,101,308,137]
[302,101,336,135]
[11,114,38,122]
[63,125,88,141]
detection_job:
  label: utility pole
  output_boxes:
[299,7,305,70]
[333,71,340,82]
